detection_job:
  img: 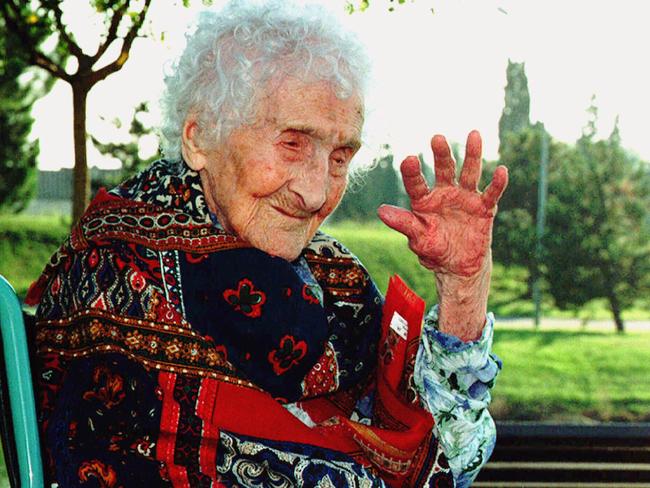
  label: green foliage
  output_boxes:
[1,2,68,69]
[331,147,401,222]
[180,0,214,7]
[492,61,650,331]
[543,107,650,328]
[490,127,569,284]
[498,60,531,156]
[0,15,50,213]
[490,60,537,295]
[0,86,38,212]
[492,98,650,330]
[345,0,412,14]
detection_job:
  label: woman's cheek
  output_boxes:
[249,158,291,194]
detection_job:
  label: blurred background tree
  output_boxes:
[90,101,159,194]
[491,127,568,298]
[491,64,650,331]
[332,145,401,221]
[544,103,650,332]
[490,59,542,297]
[498,60,531,156]
[0,0,153,223]
[0,14,54,213]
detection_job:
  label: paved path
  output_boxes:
[496,317,650,332]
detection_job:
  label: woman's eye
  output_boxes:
[331,149,351,167]
[282,140,300,149]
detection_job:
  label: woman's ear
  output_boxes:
[181,118,209,171]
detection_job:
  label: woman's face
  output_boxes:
[184,77,364,261]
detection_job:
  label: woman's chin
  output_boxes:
[246,229,315,262]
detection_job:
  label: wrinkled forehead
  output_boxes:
[253,75,365,133]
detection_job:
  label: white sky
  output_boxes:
[32,0,650,170]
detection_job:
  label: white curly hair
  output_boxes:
[159,0,370,161]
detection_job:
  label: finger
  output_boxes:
[377,204,422,239]
[482,165,509,208]
[459,130,483,191]
[400,155,430,201]
[431,134,456,187]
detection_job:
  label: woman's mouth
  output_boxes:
[272,206,311,220]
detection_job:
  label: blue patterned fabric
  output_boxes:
[216,430,385,487]
[414,306,500,487]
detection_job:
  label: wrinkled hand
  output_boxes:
[378,130,507,276]
[377,130,508,340]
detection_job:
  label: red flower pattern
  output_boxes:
[82,366,126,409]
[78,459,122,488]
[223,278,267,318]
[268,335,307,375]
[301,284,320,305]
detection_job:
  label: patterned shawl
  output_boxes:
[27,160,453,487]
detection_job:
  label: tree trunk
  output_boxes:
[71,81,90,224]
[606,288,625,333]
[597,260,626,333]
[526,266,536,299]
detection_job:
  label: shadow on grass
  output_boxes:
[495,329,612,347]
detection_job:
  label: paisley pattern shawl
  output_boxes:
[28,160,453,487]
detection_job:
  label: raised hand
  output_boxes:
[377,130,508,340]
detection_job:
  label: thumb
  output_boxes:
[377,205,419,239]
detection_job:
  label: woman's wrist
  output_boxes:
[435,250,492,342]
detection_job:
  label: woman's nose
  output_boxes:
[289,153,329,212]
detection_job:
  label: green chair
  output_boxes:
[0,275,43,488]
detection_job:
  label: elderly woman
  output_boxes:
[28,1,508,487]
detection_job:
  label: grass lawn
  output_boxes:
[0,214,70,297]
[491,329,650,422]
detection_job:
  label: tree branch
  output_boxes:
[1,1,71,82]
[91,1,130,64]
[48,0,88,63]
[89,0,152,85]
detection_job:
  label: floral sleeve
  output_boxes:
[413,306,501,488]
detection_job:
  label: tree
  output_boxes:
[0,15,52,213]
[1,0,153,223]
[332,146,401,222]
[90,101,159,179]
[490,126,569,297]
[491,60,549,297]
[498,60,531,156]
[544,103,650,332]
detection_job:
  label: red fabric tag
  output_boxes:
[378,275,426,398]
